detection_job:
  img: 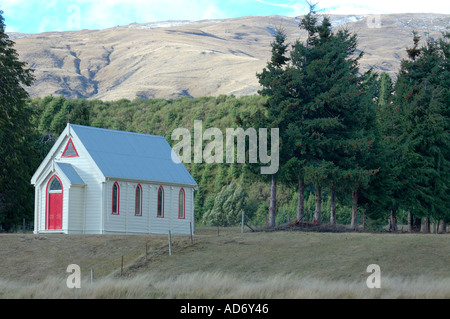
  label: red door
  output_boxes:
[48,193,63,230]
[47,175,63,230]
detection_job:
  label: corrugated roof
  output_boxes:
[70,124,197,186]
[56,162,85,185]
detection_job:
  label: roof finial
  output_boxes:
[66,111,71,123]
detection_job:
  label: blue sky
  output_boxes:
[2,0,450,33]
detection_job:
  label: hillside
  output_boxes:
[11,14,450,101]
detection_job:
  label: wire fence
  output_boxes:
[0,219,34,233]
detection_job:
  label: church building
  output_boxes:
[31,124,197,235]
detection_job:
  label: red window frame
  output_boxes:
[135,184,143,216]
[178,188,185,219]
[157,186,164,218]
[112,182,120,215]
[61,138,79,158]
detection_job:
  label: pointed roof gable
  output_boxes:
[70,124,197,186]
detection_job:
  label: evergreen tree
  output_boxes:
[389,32,450,229]
[244,28,291,227]
[0,10,35,231]
[378,72,393,108]
[285,9,378,228]
[359,72,403,231]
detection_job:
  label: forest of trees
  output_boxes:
[0,8,448,232]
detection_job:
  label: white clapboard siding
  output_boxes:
[67,185,85,233]
[104,180,126,233]
[126,183,148,234]
[170,187,194,235]
[149,184,171,235]
[59,135,103,234]
[103,181,194,235]
[35,167,49,232]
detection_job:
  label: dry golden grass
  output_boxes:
[1,227,449,298]
[1,272,449,299]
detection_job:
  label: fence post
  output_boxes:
[217,216,219,236]
[91,269,94,284]
[241,211,245,234]
[190,222,194,245]
[168,231,172,256]
[121,256,124,277]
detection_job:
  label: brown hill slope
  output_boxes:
[12,14,450,100]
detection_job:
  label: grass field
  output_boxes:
[1,227,449,298]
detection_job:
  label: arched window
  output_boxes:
[112,182,120,215]
[157,186,164,218]
[49,176,62,191]
[135,184,142,216]
[179,188,185,219]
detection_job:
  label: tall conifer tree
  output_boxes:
[254,29,290,227]
[389,32,450,229]
[285,9,378,227]
[0,10,35,230]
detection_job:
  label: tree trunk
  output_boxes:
[421,217,430,233]
[297,177,305,223]
[362,209,366,231]
[268,175,277,228]
[313,184,322,224]
[439,220,447,234]
[390,210,398,233]
[330,190,336,226]
[351,191,358,230]
[413,216,421,232]
[439,219,447,234]
[407,211,413,233]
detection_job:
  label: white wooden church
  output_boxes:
[31,124,197,235]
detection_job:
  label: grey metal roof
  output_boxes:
[70,124,197,186]
[56,162,85,185]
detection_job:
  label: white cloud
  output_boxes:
[86,1,218,21]
[72,0,230,30]
[257,0,450,15]
[257,0,307,16]
[318,0,450,14]
[201,4,226,20]
[2,0,230,32]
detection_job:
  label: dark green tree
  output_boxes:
[389,32,450,231]
[285,8,378,228]
[378,72,393,108]
[356,72,401,231]
[244,28,291,227]
[0,10,35,231]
